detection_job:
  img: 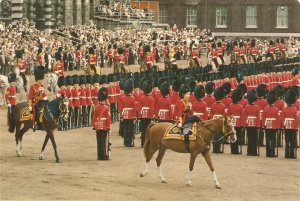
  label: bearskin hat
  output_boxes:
[164,41,168,46]
[107,74,113,83]
[273,85,284,98]
[101,75,107,85]
[123,79,133,95]
[251,39,256,48]
[239,41,244,48]
[231,88,243,104]
[280,38,285,44]
[34,65,45,81]
[236,71,244,83]
[266,90,276,105]
[55,52,62,61]
[8,73,16,83]
[205,82,215,95]
[66,75,73,85]
[38,47,43,54]
[188,80,196,92]
[119,78,125,91]
[89,47,95,55]
[289,86,300,97]
[141,80,153,95]
[108,44,112,49]
[57,76,66,87]
[160,82,170,97]
[256,84,267,98]
[237,83,247,95]
[222,82,231,95]
[285,90,297,105]
[15,50,23,59]
[58,46,63,52]
[86,75,93,84]
[98,87,109,101]
[211,43,216,49]
[194,85,205,100]
[233,41,238,46]
[153,42,157,47]
[153,77,158,88]
[217,41,222,47]
[139,42,143,47]
[292,68,299,76]
[134,78,140,88]
[247,90,257,104]
[158,77,167,88]
[80,75,86,85]
[269,40,274,46]
[93,74,100,84]
[117,47,124,54]
[72,75,80,85]
[76,45,81,50]
[144,45,151,53]
[172,79,182,93]
[179,84,190,99]
[214,87,225,101]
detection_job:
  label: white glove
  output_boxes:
[42,96,48,100]
[7,103,11,108]
[28,106,32,111]
[177,123,182,128]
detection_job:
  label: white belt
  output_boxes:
[69,97,73,100]
[248,116,256,119]
[213,115,223,118]
[265,118,276,121]
[9,95,16,98]
[81,97,86,98]
[141,107,150,110]
[100,118,107,120]
[159,109,169,112]
[285,118,295,121]
[232,116,241,118]
[74,98,79,100]
[193,112,204,115]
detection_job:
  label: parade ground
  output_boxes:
[0,95,299,201]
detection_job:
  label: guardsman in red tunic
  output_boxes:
[221,82,232,109]
[273,85,286,147]
[65,76,73,129]
[203,82,216,119]
[291,68,300,87]
[211,87,227,153]
[170,79,181,120]
[182,41,188,59]
[228,89,244,154]
[71,75,80,128]
[163,41,170,61]
[192,85,208,121]
[108,74,118,122]
[28,66,46,131]
[262,91,280,157]
[75,45,81,70]
[156,82,172,123]
[137,43,143,64]
[217,41,225,64]
[124,44,130,65]
[242,90,260,156]
[37,47,43,65]
[119,79,136,147]
[86,75,93,126]
[190,45,200,67]
[232,41,240,64]
[92,87,111,160]
[15,50,28,91]
[5,73,17,125]
[79,75,87,127]
[266,40,276,61]
[56,76,67,130]
[88,47,97,74]
[175,84,195,144]
[238,42,246,64]
[236,84,248,108]
[280,90,299,159]
[139,80,155,147]
[106,44,114,68]
[250,39,259,63]
[255,84,268,146]
[52,52,64,76]
[143,45,154,70]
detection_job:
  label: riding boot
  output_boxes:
[184,134,190,144]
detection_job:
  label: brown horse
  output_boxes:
[140,117,236,188]
[8,96,69,163]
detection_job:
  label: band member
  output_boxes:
[192,85,208,121]
[262,91,280,157]
[211,87,227,153]
[106,44,114,67]
[156,82,172,122]
[242,90,260,156]
[137,43,143,64]
[231,41,240,64]
[88,47,97,74]
[175,84,193,144]
[238,42,246,64]
[143,45,154,70]
[92,87,111,160]
[152,42,159,63]
[37,47,43,65]
[139,79,155,147]
[28,65,46,131]
[266,40,276,61]
[249,39,260,63]
[15,49,28,91]
[221,82,232,109]
[203,82,216,119]
[255,84,268,146]
[5,73,17,125]
[72,75,80,128]
[65,76,74,129]
[273,85,286,147]
[217,41,225,64]
[108,74,118,122]
[52,52,64,76]
[75,45,81,70]
[280,90,299,159]
[190,45,200,67]
[228,88,244,154]
[119,79,136,147]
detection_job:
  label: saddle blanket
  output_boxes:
[163,125,197,141]
[20,107,33,121]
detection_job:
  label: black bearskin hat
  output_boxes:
[34,65,45,81]
[158,77,167,88]
[160,82,170,97]
[101,75,108,85]
[179,84,190,99]
[239,41,244,48]
[205,82,215,94]
[280,38,285,44]
[251,39,256,48]
[86,75,93,84]
[8,73,16,83]
[123,79,133,95]
[285,90,297,105]
[214,87,225,101]
[57,76,66,87]
[256,84,267,98]
[292,68,299,76]
[80,75,86,85]
[98,87,109,101]
[217,41,222,47]
[134,78,140,88]
[247,90,257,104]
[211,43,216,49]
[269,40,274,46]
[66,75,73,85]
[117,47,124,54]
[233,41,238,46]
[144,45,151,52]
[72,75,80,85]
[93,74,100,84]
[172,79,182,93]
[237,83,247,95]
[231,88,243,104]
[266,90,276,105]
[108,44,112,49]
[194,85,205,100]
[15,50,23,59]
[89,47,95,55]
[188,80,196,93]
[222,82,231,95]
[141,80,153,95]
[55,52,62,61]
[273,85,284,98]
[76,45,81,50]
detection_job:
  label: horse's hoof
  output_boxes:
[56,159,62,163]
[39,156,44,160]
[215,185,222,189]
[16,152,22,157]
[187,183,193,187]
[161,180,167,184]
[140,172,147,177]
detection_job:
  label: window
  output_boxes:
[159,5,167,24]
[187,5,197,26]
[246,6,257,28]
[216,6,227,28]
[277,6,288,28]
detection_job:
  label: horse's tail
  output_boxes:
[143,123,155,159]
[8,109,16,133]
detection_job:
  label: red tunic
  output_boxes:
[192,100,208,120]
[66,87,73,107]
[108,85,117,104]
[106,49,114,59]
[228,103,244,127]
[52,61,64,76]
[274,99,285,113]
[239,98,248,109]
[221,96,232,109]
[138,94,155,119]
[75,50,81,61]
[71,87,80,107]
[91,86,99,106]
[203,95,216,119]
[210,102,228,119]
[16,59,27,72]
[92,103,111,131]
[56,88,67,98]
[80,87,87,106]
[37,54,43,65]
[28,83,46,106]
[254,98,268,120]
[88,54,97,65]
[280,106,299,130]
[5,85,17,105]
[156,96,172,121]
[143,53,154,64]
[119,95,136,119]
[242,104,260,127]
[85,87,92,106]
[175,99,192,124]
[262,105,280,129]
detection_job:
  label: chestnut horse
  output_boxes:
[140,117,236,188]
[8,96,69,163]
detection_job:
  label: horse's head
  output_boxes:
[58,94,69,121]
[222,116,237,143]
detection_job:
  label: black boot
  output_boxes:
[184,134,189,144]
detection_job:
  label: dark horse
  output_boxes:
[8,96,69,163]
[140,117,236,188]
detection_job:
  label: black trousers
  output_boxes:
[258,128,265,146]
[68,107,74,129]
[110,103,117,122]
[74,107,79,128]
[230,127,242,154]
[96,130,109,160]
[140,118,151,147]
[86,105,91,126]
[285,129,297,158]
[265,129,276,157]
[123,119,134,147]
[247,127,258,156]
[81,106,87,127]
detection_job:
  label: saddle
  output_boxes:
[163,125,197,141]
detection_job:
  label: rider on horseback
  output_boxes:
[28,65,47,131]
[15,49,28,92]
